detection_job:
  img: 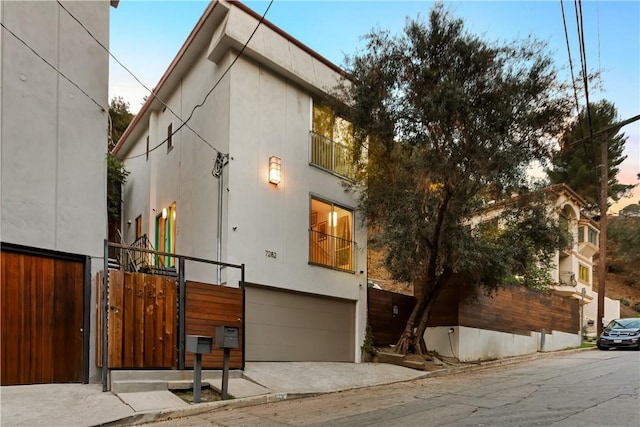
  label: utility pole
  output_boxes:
[596,134,607,337]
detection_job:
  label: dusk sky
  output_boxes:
[109,1,639,211]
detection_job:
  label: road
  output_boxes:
[146,350,639,427]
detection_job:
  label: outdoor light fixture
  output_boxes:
[269,156,281,185]
[162,208,167,219]
[328,211,338,227]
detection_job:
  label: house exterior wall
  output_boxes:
[117,1,367,362]
[1,0,110,382]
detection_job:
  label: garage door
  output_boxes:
[1,250,85,385]
[245,285,355,362]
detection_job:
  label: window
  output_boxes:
[146,136,149,161]
[578,264,589,283]
[155,203,176,267]
[310,102,354,178]
[309,197,354,271]
[135,215,142,240]
[588,228,598,246]
[167,123,173,153]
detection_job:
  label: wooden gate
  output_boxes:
[97,270,177,368]
[1,250,84,385]
[367,287,416,346]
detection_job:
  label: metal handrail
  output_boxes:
[309,229,356,272]
[309,131,354,179]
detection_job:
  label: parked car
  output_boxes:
[596,318,640,350]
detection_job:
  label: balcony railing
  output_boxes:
[559,271,577,287]
[309,229,355,272]
[310,131,354,179]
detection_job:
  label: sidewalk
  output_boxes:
[0,349,593,427]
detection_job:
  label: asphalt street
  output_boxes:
[143,349,640,427]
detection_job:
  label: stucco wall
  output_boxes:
[426,326,581,362]
[1,1,110,383]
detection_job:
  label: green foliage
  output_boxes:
[547,100,635,210]
[339,5,570,290]
[107,153,129,222]
[607,217,640,287]
[336,5,572,352]
[361,324,376,356]
[620,298,630,306]
[109,96,135,150]
[620,203,640,216]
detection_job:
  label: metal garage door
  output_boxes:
[245,285,355,362]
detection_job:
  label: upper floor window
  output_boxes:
[310,102,354,179]
[167,123,173,153]
[309,197,354,271]
[578,264,589,283]
[156,202,176,267]
[588,228,598,246]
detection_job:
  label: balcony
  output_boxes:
[309,229,355,272]
[310,131,354,179]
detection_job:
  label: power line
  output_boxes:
[0,21,106,112]
[560,0,581,117]
[55,0,217,153]
[121,0,274,161]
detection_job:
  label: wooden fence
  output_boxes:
[185,281,243,369]
[97,271,177,368]
[367,288,416,346]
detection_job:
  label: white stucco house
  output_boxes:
[112,0,367,363]
[1,1,115,385]
[425,184,619,361]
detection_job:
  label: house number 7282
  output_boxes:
[265,250,277,259]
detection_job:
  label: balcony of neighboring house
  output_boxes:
[553,271,582,298]
[577,222,599,258]
[310,101,355,180]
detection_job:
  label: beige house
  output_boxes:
[112,1,367,363]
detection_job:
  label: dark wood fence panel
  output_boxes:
[97,270,177,368]
[367,288,416,346]
[185,281,243,369]
[452,285,579,335]
[1,251,83,385]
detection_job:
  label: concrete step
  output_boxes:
[111,380,168,394]
[377,351,426,370]
[110,369,243,383]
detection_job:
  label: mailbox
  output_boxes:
[186,335,213,354]
[215,326,239,349]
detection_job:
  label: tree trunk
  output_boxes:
[394,279,429,354]
[412,268,452,354]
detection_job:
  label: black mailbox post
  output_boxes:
[215,326,239,400]
[186,335,213,403]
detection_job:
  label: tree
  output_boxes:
[338,5,572,355]
[608,216,640,287]
[547,100,635,210]
[107,98,133,226]
[108,96,135,151]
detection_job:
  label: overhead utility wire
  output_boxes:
[55,0,217,153]
[122,0,274,161]
[560,0,581,117]
[0,22,106,112]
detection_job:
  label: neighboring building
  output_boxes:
[424,184,619,361]
[1,1,115,385]
[112,1,367,362]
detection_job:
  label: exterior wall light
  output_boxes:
[269,156,281,185]
[162,207,167,219]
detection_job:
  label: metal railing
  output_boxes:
[310,131,354,179]
[101,239,245,391]
[309,229,355,272]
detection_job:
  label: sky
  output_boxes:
[109,0,640,212]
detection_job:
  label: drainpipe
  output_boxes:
[212,152,229,284]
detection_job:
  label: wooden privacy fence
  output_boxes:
[428,282,580,335]
[97,270,177,368]
[185,281,243,369]
[367,288,416,346]
[96,272,245,370]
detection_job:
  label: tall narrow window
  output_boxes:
[309,197,354,271]
[135,215,142,240]
[167,123,173,153]
[578,264,589,283]
[155,203,177,267]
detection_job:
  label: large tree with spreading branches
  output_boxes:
[338,5,573,355]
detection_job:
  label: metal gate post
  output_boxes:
[178,257,186,370]
[102,239,109,391]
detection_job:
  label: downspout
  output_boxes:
[212,152,229,284]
